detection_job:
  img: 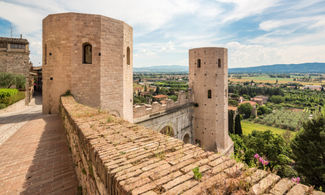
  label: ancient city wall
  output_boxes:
[59,95,317,195]
[133,91,190,119]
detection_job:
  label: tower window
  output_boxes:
[127,47,130,65]
[197,59,201,68]
[44,44,47,65]
[83,43,92,64]
[208,90,212,99]
[218,58,221,68]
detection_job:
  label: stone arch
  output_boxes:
[82,42,92,64]
[160,125,175,137]
[183,133,190,144]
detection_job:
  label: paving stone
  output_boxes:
[0,105,78,195]
[269,178,295,195]
[250,173,281,194]
[286,184,309,195]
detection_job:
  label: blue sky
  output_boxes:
[1,0,325,68]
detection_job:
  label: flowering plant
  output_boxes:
[254,153,269,169]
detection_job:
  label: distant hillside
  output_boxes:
[134,63,325,73]
[134,65,188,73]
[229,63,325,73]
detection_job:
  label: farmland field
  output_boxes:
[241,120,296,136]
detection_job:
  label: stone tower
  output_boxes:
[189,47,233,153]
[42,13,133,122]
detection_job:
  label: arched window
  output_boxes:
[208,89,212,99]
[218,58,221,68]
[127,47,130,65]
[197,59,201,68]
[83,43,92,64]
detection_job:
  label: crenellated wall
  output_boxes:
[133,91,191,119]
[59,96,320,195]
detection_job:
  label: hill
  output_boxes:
[229,63,325,73]
[133,63,325,73]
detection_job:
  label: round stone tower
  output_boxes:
[42,13,133,122]
[189,47,233,153]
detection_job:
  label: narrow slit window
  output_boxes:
[197,59,201,68]
[208,90,212,99]
[127,47,130,65]
[83,43,92,64]
[44,44,47,65]
[218,58,221,68]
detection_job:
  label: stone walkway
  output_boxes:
[0,97,78,194]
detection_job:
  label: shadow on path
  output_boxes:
[0,115,78,194]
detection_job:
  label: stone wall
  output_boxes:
[60,96,321,195]
[133,91,190,119]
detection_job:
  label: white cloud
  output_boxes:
[218,0,280,23]
[226,42,325,68]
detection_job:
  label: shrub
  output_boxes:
[230,130,296,178]
[0,72,26,89]
[0,89,25,109]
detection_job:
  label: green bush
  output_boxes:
[0,72,26,89]
[0,89,25,109]
[230,130,296,178]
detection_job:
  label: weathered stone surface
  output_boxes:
[250,173,280,194]
[286,184,309,195]
[60,96,323,195]
[269,178,295,195]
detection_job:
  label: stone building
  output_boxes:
[42,13,133,122]
[189,48,233,153]
[42,13,232,153]
[0,36,33,104]
[0,37,31,75]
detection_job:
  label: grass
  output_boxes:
[229,75,324,85]
[241,120,296,136]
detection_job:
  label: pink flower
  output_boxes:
[254,153,260,159]
[263,160,269,166]
[291,177,300,184]
[259,157,263,163]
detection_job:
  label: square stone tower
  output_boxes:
[189,47,233,153]
[42,13,133,122]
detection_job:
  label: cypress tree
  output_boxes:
[228,110,234,134]
[234,114,242,135]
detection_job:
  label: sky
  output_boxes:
[0,0,325,68]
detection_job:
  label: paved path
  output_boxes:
[0,97,78,194]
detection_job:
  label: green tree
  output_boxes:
[238,103,253,119]
[234,114,242,135]
[229,99,239,106]
[270,95,284,104]
[228,110,235,134]
[291,116,325,191]
[257,105,272,115]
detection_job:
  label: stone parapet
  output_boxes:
[60,96,323,195]
[134,91,190,119]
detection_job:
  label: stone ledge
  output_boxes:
[59,96,323,195]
